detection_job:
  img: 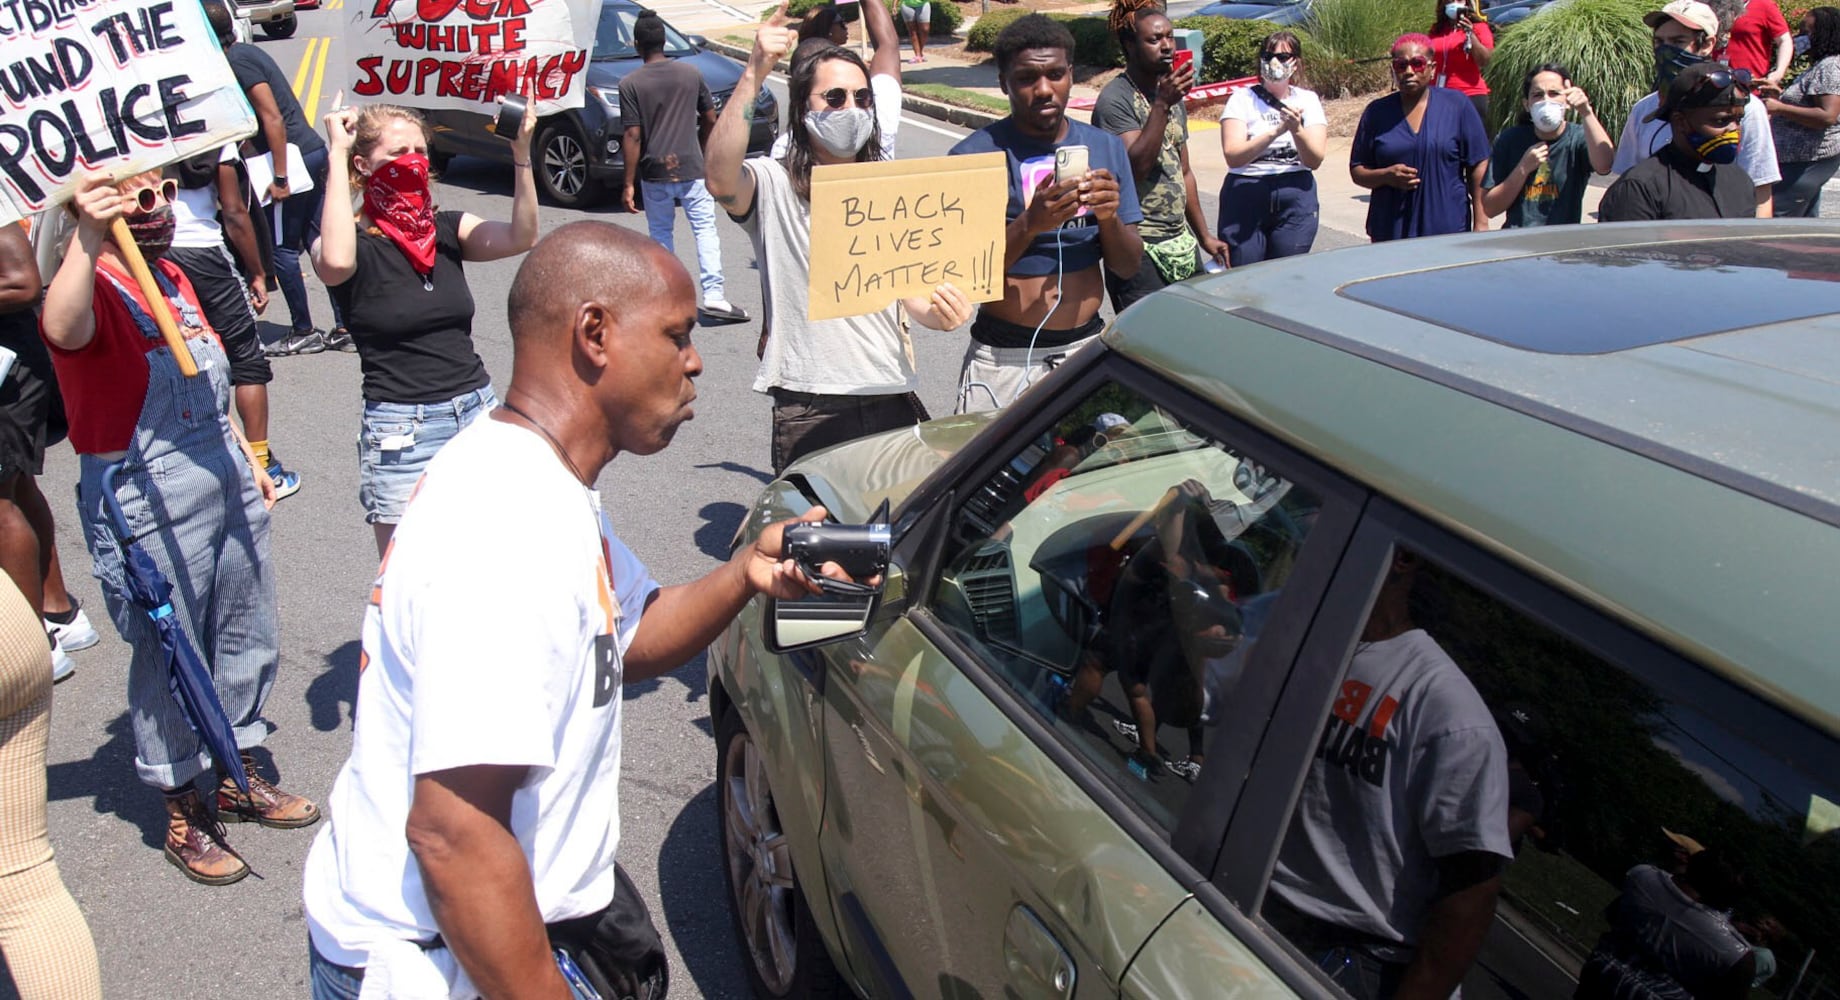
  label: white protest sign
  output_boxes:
[0,0,256,226]
[346,0,600,115]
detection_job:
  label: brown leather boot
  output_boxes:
[163,788,249,886]
[216,753,320,829]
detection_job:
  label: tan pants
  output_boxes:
[0,577,100,1000]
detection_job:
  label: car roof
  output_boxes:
[1109,221,1840,734]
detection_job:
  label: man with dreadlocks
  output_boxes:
[706,6,972,473]
[948,14,1143,414]
[1095,0,1228,310]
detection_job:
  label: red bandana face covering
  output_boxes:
[363,152,436,275]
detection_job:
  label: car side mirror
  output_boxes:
[764,585,881,654]
[689,33,707,47]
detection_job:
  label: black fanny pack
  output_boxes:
[546,864,670,1000]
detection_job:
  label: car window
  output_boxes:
[927,381,1324,830]
[593,6,696,59]
[1262,547,1840,1000]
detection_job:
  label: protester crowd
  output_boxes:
[0,0,1834,994]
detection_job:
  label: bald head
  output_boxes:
[507,221,688,348]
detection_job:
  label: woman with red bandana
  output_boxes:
[40,171,317,886]
[312,101,539,555]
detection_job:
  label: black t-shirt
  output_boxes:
[227,44,327,156]
[1599,144,1754,222]
[617,59,712,183]
[327,211,489,404]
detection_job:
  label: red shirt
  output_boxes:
[1723,0,1790,77]
[1429,21,1494,96]
[44,259,220,455]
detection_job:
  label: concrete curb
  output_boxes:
[706,38,1002,131]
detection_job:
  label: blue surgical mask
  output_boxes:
[1794,33,1810,56]
[1444,2,1465,19]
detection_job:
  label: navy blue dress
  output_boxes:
[1353,88,1490,242]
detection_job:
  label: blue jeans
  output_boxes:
[1218,171,1320,267]
[308,936,364,1000]
[357,386,496,524]
[276,144,339,334]
[642,178,725,304]
[1773,156,1840,218]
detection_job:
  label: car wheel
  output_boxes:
[260,13,297,37]
[533,122,605,208]
[717,705,842,999]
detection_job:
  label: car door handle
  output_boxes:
[1003,904,1075,1000]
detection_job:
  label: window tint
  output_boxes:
[928,381,1323,829]
[593,7,695,59]
[1264,547,1840,1000]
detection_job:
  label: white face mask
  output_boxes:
[1530,99,1567,134]
[805,108,875,158]
[1261,56,1295,82]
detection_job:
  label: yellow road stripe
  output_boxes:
[301,35,331,122]
[290,36,321,99]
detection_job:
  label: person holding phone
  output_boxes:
[1219,30,1329,265]
[1429,0,1495,133]
[1482,65,1615,226]
[949,14,1143,413]
[1095,0,1229,310]
[1351,34,1491,241]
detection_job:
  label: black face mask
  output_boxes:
[124,206,175,260]
[1655,44,1704,94]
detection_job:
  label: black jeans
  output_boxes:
[770,389,929,474]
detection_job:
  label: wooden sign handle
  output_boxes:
[1111,486,1182,551]
[108,218,199,378]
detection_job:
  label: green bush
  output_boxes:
[964,9,1120,67]
[1297,0,1422,97]
[1483,0,1655,138]
[1170,15,1283,83]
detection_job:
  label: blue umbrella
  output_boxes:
[101,462,250,795]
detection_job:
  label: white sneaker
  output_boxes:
[47,608,99,652]
[52,644,75,683]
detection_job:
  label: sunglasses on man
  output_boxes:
[819,87,873,110]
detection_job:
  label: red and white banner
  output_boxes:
[345,0,601,115]
[1067,75,1258,111]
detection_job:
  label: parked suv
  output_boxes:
[231,0,296,39]
[707,223,1840,999]
[424,0,777,208]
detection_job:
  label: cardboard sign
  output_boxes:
[807,152,1005,322]
[346,0,601,115]
[0,0,257,225]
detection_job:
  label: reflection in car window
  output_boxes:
[1264,549,1840,1000]
[593,7,694,59]
[929,382,1321,829]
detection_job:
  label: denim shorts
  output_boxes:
[357,385,496,524]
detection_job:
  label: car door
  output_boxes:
[810,356,1364,997]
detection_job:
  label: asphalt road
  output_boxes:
[34,9,1363,998]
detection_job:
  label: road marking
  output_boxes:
[302,36,332,121]
[291,35,322,99]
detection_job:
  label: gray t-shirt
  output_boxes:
[1772,55,1840,162]
[1092,75,1188,242]
[732,158,916,396]
[1611,865,1753,995]
[1270,628,1512,960]
[618,59,713,183]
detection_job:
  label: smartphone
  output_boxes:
[492,93,528,139]
[1054,145,1089,186]
[554,949,604,1000]
[1172,48,1193,74]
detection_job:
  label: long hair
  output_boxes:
[780,44,884,200]
[1108,0,1165,47]
[1810,6,1840,62]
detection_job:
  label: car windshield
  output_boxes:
[594,5,698,60]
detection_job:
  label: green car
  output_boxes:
[706,223,1840,1000]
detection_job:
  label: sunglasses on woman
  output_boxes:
[819,87,873,110]
[1392,56,1430,72]
[132,179,179,213]
[1260,51,1298,63]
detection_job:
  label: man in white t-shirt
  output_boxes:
[1265,551,1513,1000]
[302,221,837,999]
[1613,0,1779,216]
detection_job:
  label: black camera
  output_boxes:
[783,522,890,583]
[492,94,528,140]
